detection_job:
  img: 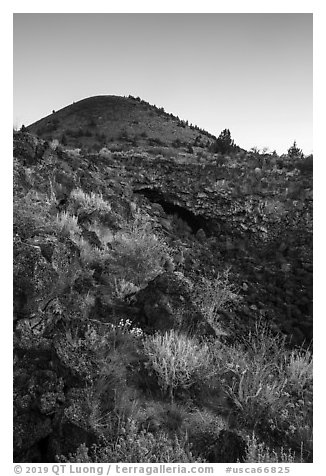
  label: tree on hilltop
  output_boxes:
[209,129,237,154]
[288,140,303,159]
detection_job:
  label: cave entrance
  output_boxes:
[134,187,213,236]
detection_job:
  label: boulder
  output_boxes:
[134,272,215,336]
[13,239,58,325]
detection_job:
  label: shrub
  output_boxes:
[184,409,225,460]
[84,337,142,430]
[75,236,108,267]
[285,349,313,395]
[143,330,212,401]
[112,278,140,301]
[193,269,241,333]
[49,139,60,150]
[98,147,113,159]
[60,318,143,424]
[70,188,112,215]
[244,433,298,463]
[213,323,288,429]
[225,352,287,422]
[108,217,171,286]
[55,211,81,238]
[14,190,57,237]
[76,213,171,295]
[59,419,200,462]
[209,322,313,459]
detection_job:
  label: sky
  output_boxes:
[13,13,313,154]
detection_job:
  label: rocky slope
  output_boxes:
[13,107,313,463]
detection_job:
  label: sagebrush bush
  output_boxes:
[60,319,144,435]
[184,409,225,460]
[109,218,171,286]
[58,418,200,463]
[244,433,298,463]
[74,236,109,267]
[14,190,56,237]
[280,348,313,460]
[211,323,287,424]
[209,321,313,460]
[73,210,171,293]
[70,188,111,214]
[55,211,81,238]
[193,269,241,333]
[143,330,212,401]
[112,278,140,301]
[285,349,313,395]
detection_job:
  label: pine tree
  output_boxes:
[210,129,236,154]
[287,140,303,159]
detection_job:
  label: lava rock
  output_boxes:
[134,272,215,336]
[13,240,58,325]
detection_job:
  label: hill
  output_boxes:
[26,95,217,152]
[14,99,312,463]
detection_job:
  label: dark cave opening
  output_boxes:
[134,188,213,236]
